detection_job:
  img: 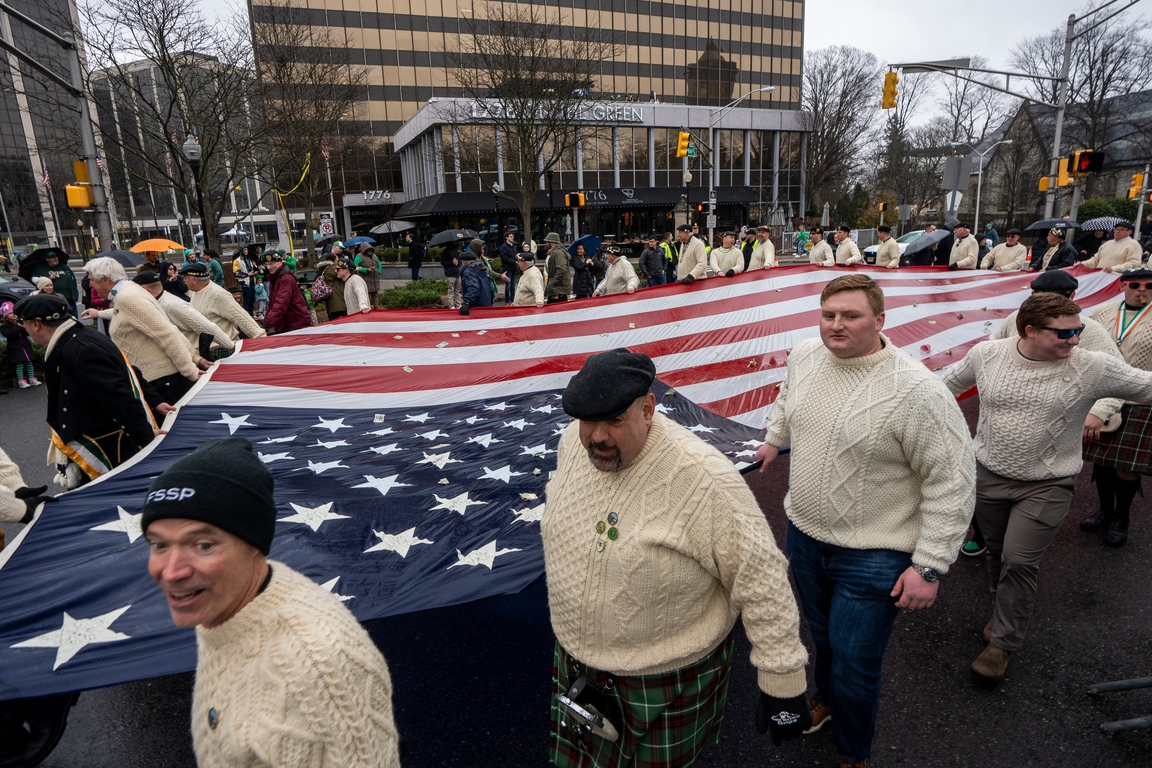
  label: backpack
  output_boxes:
[311,271,333,302]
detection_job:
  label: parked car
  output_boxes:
[862,230,926,262]
[0,274,35,308]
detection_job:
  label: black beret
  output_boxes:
[811,227,824,235]
[1116,220,1135,230]
[14,293,70,322]
[335,258,355,270]
[179,263,209,276]
[1030,270,1079,293]
[142,437,277,555]
[976,233,988,242]
[262,251,283,263]
[515,251,534,262]
[563,348,656,421]
[877,224,891,233]
[228,285,243,295]
[677,224,693,232]
[838,224,851,233]
[1006,228,1022,236]
[458,248,477,261]
[723,231,738,238]
[132,271,161,285]
[1121,268,1152,280]
[956,222,971,230]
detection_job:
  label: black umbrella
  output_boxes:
[1079,216,1127,232]
[1023,218,1080,233]
[96,249,147,268]
[900,230,951,259]
[17,247,70,282]
[428,229,478,248]
[315,234,339,252]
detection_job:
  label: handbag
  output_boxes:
[311,272,333,302]
[1101,409,1124,434]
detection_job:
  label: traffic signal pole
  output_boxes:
[1044,15,1075,219]
[1136,164,1150,240]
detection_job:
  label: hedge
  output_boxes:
[379,279,448,309]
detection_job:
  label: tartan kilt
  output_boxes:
[549,629,736,768]
[1083,404,1152,474]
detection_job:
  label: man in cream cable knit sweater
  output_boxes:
[543,349,810,768]
[181,262,267,346]
[755,274,976,768]
[142,438,400,768]
[942,292,1152,685]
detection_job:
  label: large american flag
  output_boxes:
[0,265,1121,699]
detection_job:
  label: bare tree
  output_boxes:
[937,56,1013,146]
[801,46,882,211]
[79,0,259,251]
[251,0,368,259]
[445,1,617,240]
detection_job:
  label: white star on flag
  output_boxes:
[468,433,501,448]
[448,540,522,570]
[258,452,293,464]
[530,404,557,414]
[302,459,347,474]
[319,577,353,602]
[210,413,254,434]
[367,427,395,436]
[689,424,716,433]
[89,506,143,543]
[11,606,132,670]
[552,424,568,437]
[417,451,461,470]
[483,402,510,411]
[353,474,411,497]
[417,429,449,441]
[364,527,435,557]
[314,439,350,449]
[740,439,765,447]
[520,444,556,457]
[431,491,486,515]
[503,418,533,431]
[511,505,545,524]
[463,415,483,425]
[315,417,351,433]
[278,502,349,532]
[654,403,674,414]
[479,465,525,483]
[405,413,431,423]
[259,435,297,444]
[733,449,758,458]
[364,443,402,456]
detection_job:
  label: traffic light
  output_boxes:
[564,192,585,207]
[881,72,899,109]
[1039,176,1052,192]
[1129,173,1145,199]
[65,185,92,208]
[675,131,690,158]
[1057,158,1072,187]
[696,203,705,212]
[1069,149,1104,176]
[878,202,888,212]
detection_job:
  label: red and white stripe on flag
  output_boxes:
[196,265,1123,429]
[42,169,51,189]
[320,135,330,161]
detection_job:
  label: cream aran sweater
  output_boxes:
[0,446,27,524]
[942,339,1152,480]
[343,273,370,313]
[835,238,863,265]
[709,246,744,275]
[676,238,708,281]
[1081,237,1143,272]
[981,243,1028,271]
[808,240,834,267]
[542,414,808,697]
[191,281,266,342]
[157,290,234,363]
[1091,300,1152,371]
[765,335,976,573]
[949,235,979,269]
[595,257,639,295]
[193,562,399,768]
[749,239,775,270]
[874,238,900,268]
[108,282,199,382]
[514,265,545,306]
[990,310,1122,421]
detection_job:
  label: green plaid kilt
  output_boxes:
[549,629,736,768]
[1083,404,1152,474]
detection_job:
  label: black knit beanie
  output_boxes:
[141,437,277,554]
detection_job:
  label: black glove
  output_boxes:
[459,305,470,316]
[680,275,695,285]
[948,262,959,271]
[755,692,811,746]
[14,485,56,524]
[835,262,850,267]
[725,269,735,278]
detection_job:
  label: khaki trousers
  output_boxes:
[975,462,1076,652]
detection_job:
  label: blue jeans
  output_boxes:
[787,521,909,761]
[504,272,517,303]
[410,266,421,281]
[648,272,666,286]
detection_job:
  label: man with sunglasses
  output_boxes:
[943,292,1152,685]
[1081,269,1152,547]
[1080,221,1143,273]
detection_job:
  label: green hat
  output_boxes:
[544,232,561,243]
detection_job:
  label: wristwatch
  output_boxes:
[913,565,940,583]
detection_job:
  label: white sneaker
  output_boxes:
[17,380,30,389]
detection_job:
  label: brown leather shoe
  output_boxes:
[838,758,867,768]
[971,643,1011,685]
[803,697,831,734]
[983,620,992,644]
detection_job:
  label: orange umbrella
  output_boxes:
[129,238,184,253]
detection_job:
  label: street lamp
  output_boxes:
[491,182,501,241]
[706,86,774,249]
[683,171,693,226]
[182,134,209,248]
[949,139,1013,235]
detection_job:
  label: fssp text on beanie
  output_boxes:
[141,437,277,554]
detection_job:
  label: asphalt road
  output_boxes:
[1,392,1150,767]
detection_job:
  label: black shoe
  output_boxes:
[1080,509,1111,531]
[1106,517,1129,548]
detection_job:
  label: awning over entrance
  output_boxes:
[395,186,758,219]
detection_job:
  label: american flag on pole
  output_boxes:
[320,135,330,162]
[0,265,1122,699]
[95,150,104,170]
[41,168,51,190]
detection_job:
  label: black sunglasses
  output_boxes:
[1127,281,1152,290]
[1039,325,1085,339]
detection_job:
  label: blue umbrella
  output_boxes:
[344,235,377,247]
[567,234,601,257]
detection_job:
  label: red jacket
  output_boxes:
[263,268,311,334]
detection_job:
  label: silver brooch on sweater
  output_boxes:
[208,708,218,729]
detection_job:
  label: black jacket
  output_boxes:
[440,245,459,278]
[45,322,156,450]
[639,247,664,279]
[407,240,425,268]
[1,321,34,363]
[1030,242,1079,271]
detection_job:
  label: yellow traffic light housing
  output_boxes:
[881,72,899,109]
[565,192,585,208]
[1038,176,1052,192]
[878,202,888,212]
[1057,158,1072,187]
[675,131,690,158]
[65,184,93,208]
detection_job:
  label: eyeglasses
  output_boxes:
[1039,325,1085,339]
[1127,282,1152,290]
